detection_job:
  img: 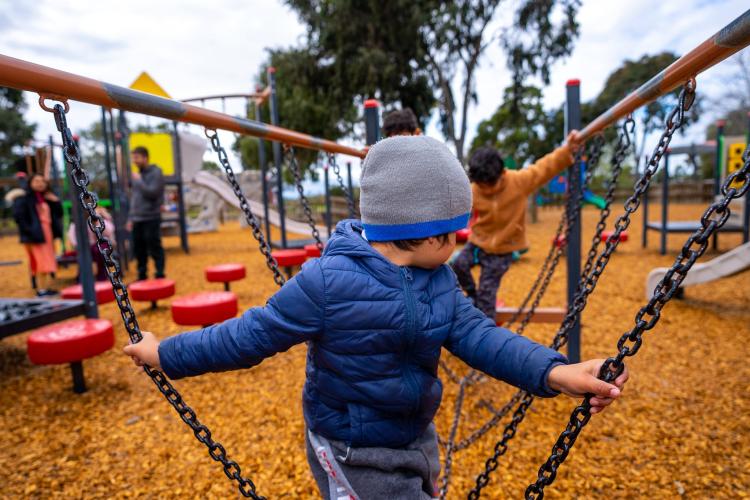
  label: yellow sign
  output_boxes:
[129,133,175,177]
[129,71,171,98]
[727,142,746,188]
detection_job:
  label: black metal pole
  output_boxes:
[69,140,98,319]
[642,157,649,249]
[744,112,750,243]
[70,361,86,393]
[101,107,116,210]
[324,163,332,237]
[255,100,272,244]
[565,79,582,364]
[268,67,287,248]
[714,120,725,251]
[660,154,669,256]
[364,99,380,146]
[346,161,354,216]
[48,135,66,253]
[117,110,133,263]
[172,122,189,254]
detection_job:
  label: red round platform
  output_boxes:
[304,244,322,258]
[171,291,238,326]
[129,278,176,302]
[601,230,628,243]
[272,249,307,267]
[61,281,115,304]
[27,318,114,365]
[456,228,471,243]
[205,263,246,283]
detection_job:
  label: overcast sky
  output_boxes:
[1,0,748,186]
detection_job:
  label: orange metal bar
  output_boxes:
[0,54,366,158]
[580,9,750,141]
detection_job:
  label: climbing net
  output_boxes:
[25,10,750,495]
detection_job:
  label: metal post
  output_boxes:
[564,79,582,364]
[324,163,332,237]
[346,161,354,215]
[268,67,287,248]
[660,154,669,256]
[70,361,86,393]
[101,107,116,210]
[714,120,726,251]
[255,100,272,244]
[116,110,131,267]
[642,157,649,249]
[48,135,66,252]
[69,139,98,319]
[172,122,189,254]
[364,99,380,145]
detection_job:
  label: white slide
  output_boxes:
[645,241,750,298]
[192,170,328,237]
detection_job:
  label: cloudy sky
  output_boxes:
[1,0,748,186]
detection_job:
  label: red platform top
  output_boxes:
[364,99,379,109]
[61,281,115,304]
[456,228,471,243]
[27,318,114,365]
[205,263,246,283]
[129,278,176,301]
[171,291,238,326]
[566,79,580,86]
[304,243,322,258]
[272,249,308,267]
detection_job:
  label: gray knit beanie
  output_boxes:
[359,135,471,241]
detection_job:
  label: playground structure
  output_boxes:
[0,8,749,499]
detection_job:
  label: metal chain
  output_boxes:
[328,153,356,218]
[525,120,749,500]
[467,80,695,499]
[48,105,265,500]
[287,147,324,252]
[205,129,286,288]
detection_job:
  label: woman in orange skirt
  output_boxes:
[12,174,63,296]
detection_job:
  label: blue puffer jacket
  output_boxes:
[159,220,567,448]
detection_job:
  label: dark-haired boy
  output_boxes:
[124,134,625,500]
[451,134,581,318]
[383,108,420,137]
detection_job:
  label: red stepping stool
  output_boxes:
[600,230,628,243]
[456,228,471,243]
[205,263,246,291]
[271,249,307,279]
[27,318,115,393]
[129,278,176,309]
[61,281,115,304]
[304,243,323,258]
[171,291,238,327]
[553,234,567,249]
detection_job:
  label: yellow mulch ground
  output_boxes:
[0,203,748,499]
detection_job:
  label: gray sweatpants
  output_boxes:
[306,424,440,500]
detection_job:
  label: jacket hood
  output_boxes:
[324,219,442,289]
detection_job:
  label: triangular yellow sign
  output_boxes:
[129,71,171,98]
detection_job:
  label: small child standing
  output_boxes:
[452,135,580,318]
[124,135,625,500]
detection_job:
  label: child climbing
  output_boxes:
[451,134,581,318]
[123,135,626,500]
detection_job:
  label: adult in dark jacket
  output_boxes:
[128,146,165,280]
[13,173,63,295]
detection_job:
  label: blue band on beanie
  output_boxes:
[362,213,470,241]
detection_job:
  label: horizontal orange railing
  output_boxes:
[0,55,367,158]
[579,9,750,141]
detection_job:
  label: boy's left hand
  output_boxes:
[547,359,629,414]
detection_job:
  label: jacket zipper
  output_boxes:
[400,267,421,413]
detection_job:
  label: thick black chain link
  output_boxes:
[525,108,748,500]
[287,147,324,252]
[49,105,264,500]
[328,153,356,219]
[468,113,648,499]
[205,129,286,287]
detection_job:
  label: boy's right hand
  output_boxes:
[566,130,583,152]
[123,331,162,370]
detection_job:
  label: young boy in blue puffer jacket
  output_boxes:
[124,135,628,500]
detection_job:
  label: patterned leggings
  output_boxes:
[451,243,513,319]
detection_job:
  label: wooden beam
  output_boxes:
[496,307,566,325]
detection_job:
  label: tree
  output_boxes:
[283,0,581,162]
[0,87,36,177]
